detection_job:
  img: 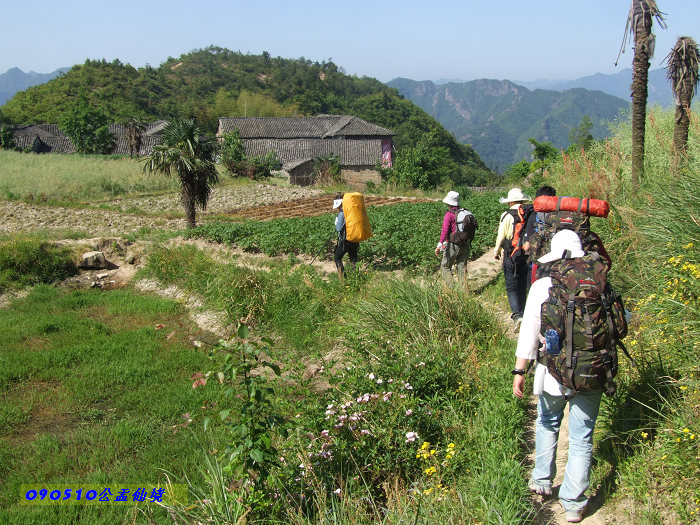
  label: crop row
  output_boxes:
[189,191,503,270]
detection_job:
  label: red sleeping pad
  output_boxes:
[533,196,610,218]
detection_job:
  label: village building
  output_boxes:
[216,115,394,187]
[107,120,168,156]
[12,124,76,154]
[10,121,168,156]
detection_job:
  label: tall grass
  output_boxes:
[140,246,534,523]
[0,150,183,203]
[0,235,78,292]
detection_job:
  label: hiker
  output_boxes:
[435,191,476,288]
[333,194,358,277]
[494,187,531,329]
[522,185,557,287]
[512,230,607,523]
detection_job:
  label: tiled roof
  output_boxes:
[244,138,384,166]
[110,136,161,156]
[217,115,394,139]
[12,125,76,153]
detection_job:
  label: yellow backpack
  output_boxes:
[342,192,372,243]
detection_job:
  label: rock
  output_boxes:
[79,251,108,270]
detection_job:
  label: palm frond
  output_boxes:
[664,37,700,104]
[616,0,667,65]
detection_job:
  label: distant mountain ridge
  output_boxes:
[515,68,674,108]
[388,77,630,170]
[0,67,69,105]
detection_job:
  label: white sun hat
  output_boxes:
[538,229,585,264]
[332,199,343,209]
[442,191,460,207]
[499,187,531,204]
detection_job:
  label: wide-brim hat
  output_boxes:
[499,187,530,204]
[538,230,585,263]
[442,191,460,207]
[332,199,343,209]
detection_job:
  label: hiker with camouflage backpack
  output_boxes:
[435,191,477,288]
[512,229,631,523]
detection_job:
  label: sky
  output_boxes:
[2,0,699,83]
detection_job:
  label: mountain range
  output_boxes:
[514,68,674,108]
[389,78,635,170]
[0,67,70,105]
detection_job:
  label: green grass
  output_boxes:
[137,243,535,523]
[0,285,229,524]
[0,150,185,204]
[0,236,78,292]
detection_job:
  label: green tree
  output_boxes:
[568,115,595,152]
[528,138,558,175]
[504,159,532,182]
[379,131,457,189]
[144,118,219,228]
[617,0,666,187]
[664,36,700,155]
[59,99,115,154]
[0,125,15,150]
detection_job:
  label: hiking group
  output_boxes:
[333,188,629,521]
[496,186,628,523]
[435,186,628,523]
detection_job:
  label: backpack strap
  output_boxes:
[565,294,578,394]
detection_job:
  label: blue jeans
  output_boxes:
[530,390,603,513]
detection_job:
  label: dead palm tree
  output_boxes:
[616,0,667,187]
[124,117,146,158]
[144,118,219,228]
[665,37,700,154]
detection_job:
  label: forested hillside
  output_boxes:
[0,46,490,183]
[389,77,630,170]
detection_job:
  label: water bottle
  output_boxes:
[545,329,560,356]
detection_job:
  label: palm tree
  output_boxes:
[617,0,666,187]
[665,37,700,154]
[124,117,146,158]
[144,118,219,228]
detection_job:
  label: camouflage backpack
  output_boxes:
[538,252,630,397]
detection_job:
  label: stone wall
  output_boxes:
[341,167,382,189]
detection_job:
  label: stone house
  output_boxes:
[216,115,395,187]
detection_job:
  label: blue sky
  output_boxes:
[2,0,699,82]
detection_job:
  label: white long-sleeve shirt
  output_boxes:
[515,277,570,397]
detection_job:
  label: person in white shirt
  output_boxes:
[511,229,601,524]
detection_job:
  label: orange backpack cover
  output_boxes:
[342,192,372,243]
